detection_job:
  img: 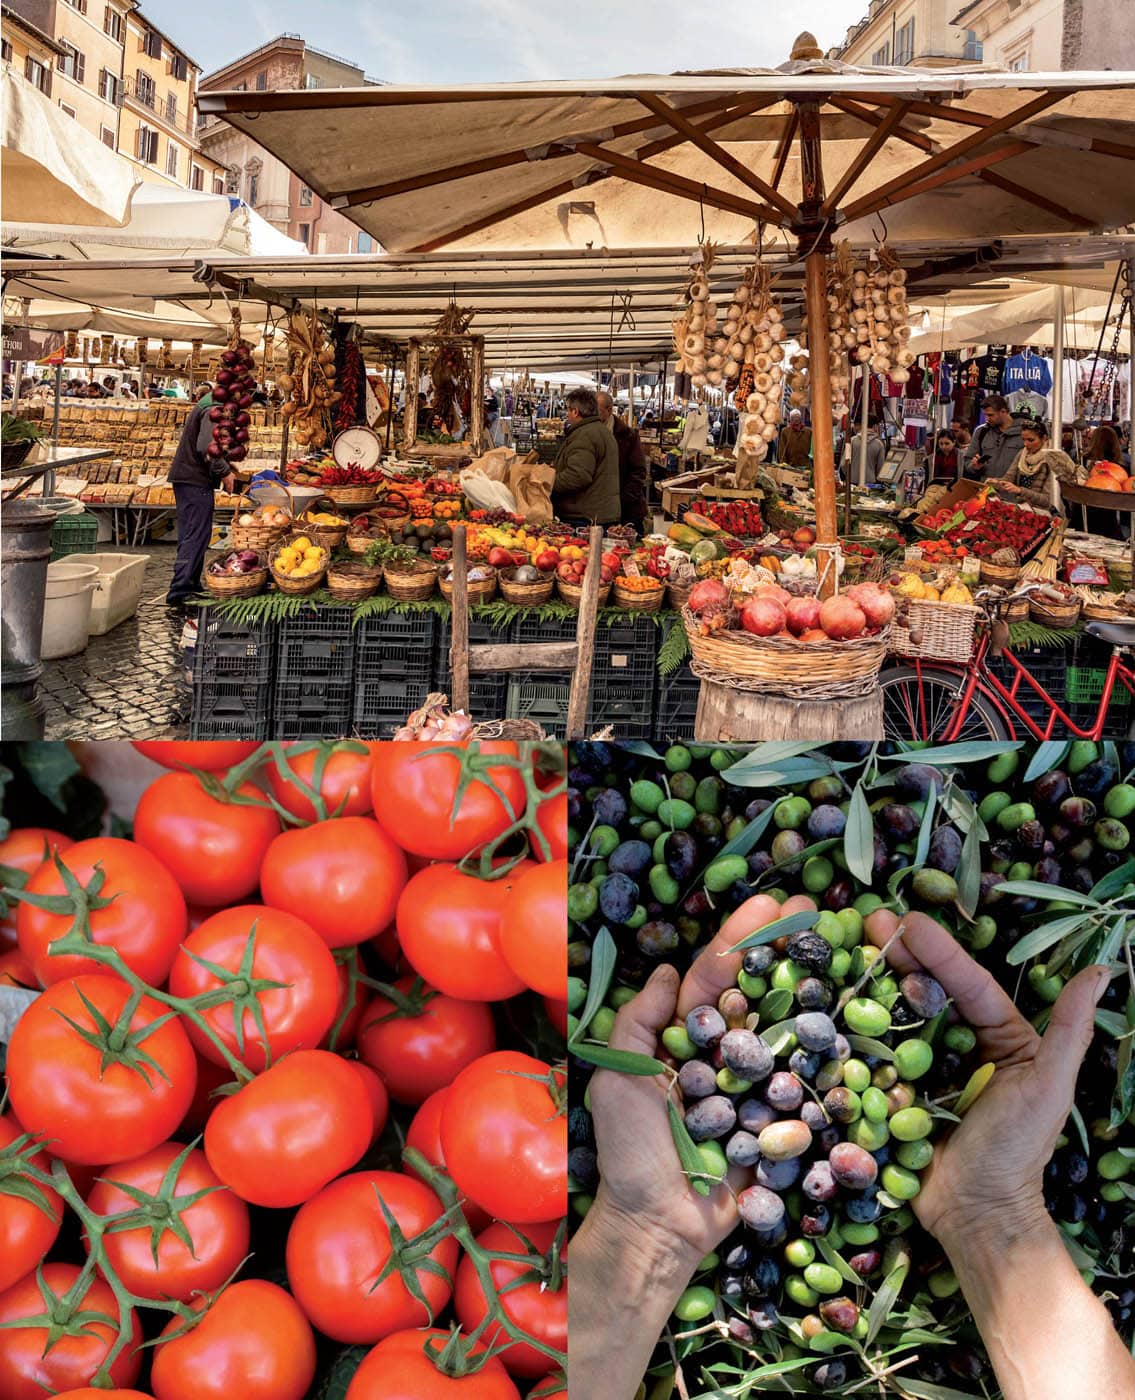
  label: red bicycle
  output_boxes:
[879,585,1135,740]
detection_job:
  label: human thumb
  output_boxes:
[608,964,679,1058]
[1033,965,1110,1111]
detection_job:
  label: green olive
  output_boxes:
[893,1039,934,1081]
[880,1164,921,1200]
[673,1285,715,1321]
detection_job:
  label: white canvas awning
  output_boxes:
[908,281,1130,353]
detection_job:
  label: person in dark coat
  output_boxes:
[165,391,235,609]
[597,390,647,529]
[552,387,620,525]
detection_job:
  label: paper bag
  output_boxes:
[508,457,556,523]
[464,446,516,483]
[459,469,517,513]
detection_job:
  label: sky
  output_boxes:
[141,0,867,83]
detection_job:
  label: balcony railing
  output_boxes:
[120,76,197,137]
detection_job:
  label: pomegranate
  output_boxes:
[846,582,895,629]
[798,628,829,643]
[688,579,730,615]
[740,596,786,637]
[785,596,822,636]
[793,526,817,546]
[819,595,866,641]
[755,583,792,608]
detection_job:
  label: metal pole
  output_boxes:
[45,363,62,498]
[858,361,871,489]
[1051,284,1065,511]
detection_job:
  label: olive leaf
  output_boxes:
[1110,1034,1135,1130]
[1090,857,1135,900]
[568,1042,666,1076]
[865,1259,909,1344]
[757,987,795,1023]
[844,781,875,885]
[618,742,665,760]
[570,927,616,1043]
[954,1062,995,1115]
[666,1098,718,1195]
[759,1017,797,1055]
[816,1236,861,1286]
[879,741,1021,766]
[723,908,820,955]
[913,784,937,870]
[1004,911,1102,966]
[955,822,983,920]
[900,1382,991,1400]
[993,881,1100,907]
[847,1034,895,1062]
[1023,741,1070,783]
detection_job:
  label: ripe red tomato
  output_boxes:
[0,946,36,988]
[533,792,568,862]
[150,1279,315,1400]
[260,817,408,948]
[356,976,496,1105]
[0,827,73,948]
[404,1087,491,1233]
[132,741,261,771]
[266,743,376,822]
[286,1171,458,1344]
[396,863,529,1001]
[344,1329,520,1400]
[168,905,340,1071]
[441,1052,566,1224]
[134,774,280,909]
[0,1263,140,1399]
[528,1382,567,1400]
[454,1220,567,1377]
[50,1391,152,1399]
[498,859,566,998]
[18,837,187,987]
[323,948,368,1051]
[0,1115,62,1292]
[370,742,527,860]
[6,975,197,1165]
[347,1061,390,1144]
[85,1143,250,1303]
[204,1049,372,1208]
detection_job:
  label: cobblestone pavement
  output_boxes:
[41,545,193,740]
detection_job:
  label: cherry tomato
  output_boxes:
[260,817,407,948]
[266,743,376,822]
[132,741,261,771]
[0,1263,140,1399]
[396,863,529,1001]
[150,1279,315,1400]
[7,975,197,1165]
[204,1049,372,1208]
[0,827,73,948]
[404,1087,491,1233]
[370,742,527,860]
[498,859,566,998]
[357,976,496,1105]
[168,905,340,1072]
[454,1220,567,1377]
[533,792,568,862]
[85,1143,249,1303]
[0,1115,62,1293]
[344,1328,520,1400]
[287,1171,458,1344]
[441,1052,566,1224]
[347,1061,390,1144]
[18,837,187,987]
[134,774,280,909]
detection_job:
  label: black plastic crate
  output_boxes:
[513,611,578,648]
[356,612,436,685]
[988,642,1068,726]
[273,679,354,739]
[506,676,569,733]
[655,665,700,734]
[592,616,659,691]
[353,673,435,738]
[588,684,653,736]
[277,607,356,685]
[435,613,515,684]
[193,608,275,685]
[191,678,274,740]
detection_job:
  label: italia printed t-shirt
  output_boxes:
[1002,352,1053,397]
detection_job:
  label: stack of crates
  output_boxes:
[49,512,98,562]
[354,611,438,737]
[507,612,576,732]
[588,617,657,735]
[654,620,699,734]
[273,607,356,738]
[1066,631,1132,735]
[190,607,276,740]
[435,612,512,723]
[988,641,1068,726]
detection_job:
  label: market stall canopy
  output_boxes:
[196,59,1135,254]
[908,282,1130,354]
[2,67,140,227]
[2,185,309,260]
[3,295,254,346]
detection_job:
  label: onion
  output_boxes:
[212,385,230,403]
[227,444,247,462]
[208,406,225,422]
[235,410,251,426]
[236,393,253,409]
[215,368,235,388]
[221,350,238,368]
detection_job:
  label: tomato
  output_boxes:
[528,1383,567,1400]
[44,1391,152,1400]
[0,1263,140,1399]
[543,997,568,1038]
[533,792,568,862]
[6,975,197,1165]
[266,743,376,822]
[357,976,496,1105]
[0,827,73,948]
[396,863,529,1001]
[344,1329,520,1400]
[178,1053,239,1137]
[260,817,407,948]
[168,905,340,1072]
[150,1279,315,1400]
[348,1061,390,1144]
[132,741,262,771]
[324,948,368,1051]
[0,1115,62,1293]
[404,1087,490,1233]
[441,1052,566,1224]
[498,860,566,998]
[134,773,280,909]
[18,837,187,987]
[85,1143,250,1303]
[370,742,527,860]
[0,946,36,987]
[286,1171,458,1344]
[204,1050,372,1208]
[454,1220,567,1377]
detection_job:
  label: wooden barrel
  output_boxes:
[694,681,884,741]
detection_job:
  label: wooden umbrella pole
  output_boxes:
[805,247,838,592]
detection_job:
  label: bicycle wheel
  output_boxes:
[879,665,1010,741]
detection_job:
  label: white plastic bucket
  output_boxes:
[54,553,149,634]
[41,561,99,659]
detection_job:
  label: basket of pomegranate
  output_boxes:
[682,576,894,698]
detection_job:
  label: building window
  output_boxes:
[99,68,119,103]
[171,53,187,81]
[165,91,177,122]
[299,184,313,207]
[213,176,224,194]
[24,57,49,94]
[255,69,267,90]
[104,7,125,43]
[135,69,155,107]
[100,125,115,147]
[298,222,310,247]
[224,166,240,194]
[165,142,178,178]
[63,0,87,12]
[357,232,373,254]
[963,29,983,61]
[136,124,158,163]
[247,172,259,205]
[871,41,891,65]
[1,40,12,62]
[894,17,915,66]
[143,29,162,60]
[1006,47,1030,71]
[190,163,204,190]
[304,73,321,89]
[232,81,246,91]
[59,102,76,118]
[58,42,86,86]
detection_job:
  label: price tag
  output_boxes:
[622,559,642,577]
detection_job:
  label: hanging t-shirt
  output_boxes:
[1002,351,1052,397]
[957,356,985,393]
[1007,389,1049,421]
[975,351,1007,392]
[903,365,926,398]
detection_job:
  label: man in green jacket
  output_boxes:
[552,388,621,525]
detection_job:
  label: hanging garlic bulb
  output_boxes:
[855,345,872,363]
[769,344,785,364]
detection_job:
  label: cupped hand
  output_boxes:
[588,893,816,1269]
[865,909,1109,1242]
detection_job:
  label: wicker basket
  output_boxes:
[1029,594,1082,629]
[439,568,498,604]
[666,579,694,611]
[346,530,388,556]
[683,607,890,700]
[498,567,555,605]
[373,511,411,534]
[231,497,291,552]
[613,580,665,614]
[1005,597,1030,622]
[384,560,438,602]
[270,543,328,596]
[979,557,1021,587]
[202,554,268,599]
[1082,600,1131,622]
[327,560,382,601]
[298,511,349,550]
[890,599,978,664]
[557,577,612,609]
[324,485,378,506]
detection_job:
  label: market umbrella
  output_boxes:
[197,38,1135,575]
[908,282,1129,354]
[1,67,140,228]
